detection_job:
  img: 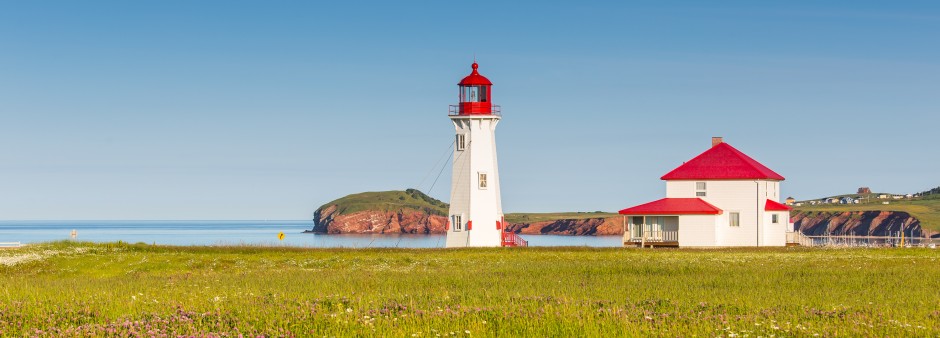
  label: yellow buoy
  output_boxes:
[278,232,285,241]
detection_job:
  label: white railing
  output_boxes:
[626,231,678,242]
[786,231,812,246]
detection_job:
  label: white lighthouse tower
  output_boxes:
[446,62,517,248]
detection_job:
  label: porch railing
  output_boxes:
[786,231,812,246]
[626,231,678,243]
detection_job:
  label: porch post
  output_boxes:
[623,216,628,246]
[640,216,646,248]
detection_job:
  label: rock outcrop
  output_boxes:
[310,204,447,234]
[792,211,927,237]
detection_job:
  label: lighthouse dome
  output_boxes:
[458,62,492,86]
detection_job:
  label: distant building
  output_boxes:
[826,197,840,204]
[857,187,872,194]
[893,195,904,199]
[877,194,890,199]
[905,194,913,198]
[785,197,796,205]
[840,197,856,204]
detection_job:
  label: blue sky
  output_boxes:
[1,1,938,220]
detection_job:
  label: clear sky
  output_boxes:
[1,1,938,220]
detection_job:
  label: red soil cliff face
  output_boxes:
[310,205,447,234]
[504,218,623,235]
[310,205,625,235]
[792,211,925,237]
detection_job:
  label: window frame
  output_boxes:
[452,215,463,232]
[729,212,740,227]
[695,182,707,197]
[772,213,779,224]
[478,172,488,190]
[456,134,466,151]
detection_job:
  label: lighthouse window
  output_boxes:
[478,172,488,189]
[695,182,707,197]
[456,134,466,151]
[453,215,462,231]
[461,86,487,103]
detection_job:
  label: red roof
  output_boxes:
[619,198,723,215]
[458,62,493,86]
[660,142,785,181]
[764,199,792,211]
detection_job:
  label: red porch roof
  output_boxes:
[660,143,785,181]
[764,199,792,211]
[619,198,723,215]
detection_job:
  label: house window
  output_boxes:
[729,212,740,227]
[452,215,462,231]
[695,182,707,197]
[456,134,466,151]
[772,214,779,224]
[478,172,488,189]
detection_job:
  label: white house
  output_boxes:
[619,137,791,247]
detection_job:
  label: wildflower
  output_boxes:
[465,330,471,334]
[346,308,353,313]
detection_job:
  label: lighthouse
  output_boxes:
[446,62,509,248]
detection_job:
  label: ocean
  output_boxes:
[0,220,622,248]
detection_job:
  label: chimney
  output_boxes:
[711,137,723,147]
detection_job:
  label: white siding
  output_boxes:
[665,181,695,198]
[677,215,717,247]
[446,116,504,247]
[762,211,787,246]
[667,179,786,247]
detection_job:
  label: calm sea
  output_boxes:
[0,220,622,248]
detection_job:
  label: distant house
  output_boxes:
[785,197,796,205]
[809,200,818,205]
[905,194,913,198]
[826,197,840,204]
[840,197,856,204]
[857,187,872,194]
[877,194,889,199]
[794,202,804,206]
[893,195,904,200]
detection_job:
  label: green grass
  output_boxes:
[794,198,940,232]
[2,242,938,336]
[322,189,449,216]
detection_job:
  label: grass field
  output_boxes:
[2,242,938,337]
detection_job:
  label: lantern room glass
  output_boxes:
[461,85,488,103]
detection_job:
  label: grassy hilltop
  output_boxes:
[2,242,939,336]
[793,194,940,232]
[319,189,449,216]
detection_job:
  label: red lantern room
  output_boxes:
[451,62,500,115]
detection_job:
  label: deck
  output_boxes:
[623,231,678,248]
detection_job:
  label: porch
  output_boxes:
[623,216,679,248]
